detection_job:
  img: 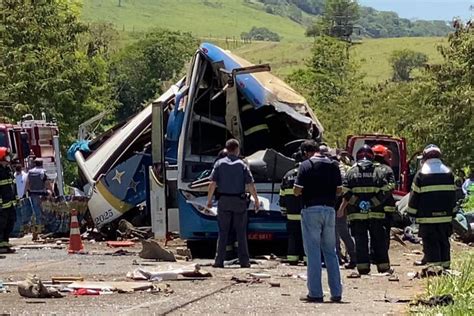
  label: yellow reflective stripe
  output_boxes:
[287,214,301,221]
[265,113,276,119]
[381,183,395,191]
[348,195,358,205]
[368,212,385,219]
[348,213,369,220]
[280,188,294,196]
[370,197,381,207]
[351,187,380,193]
[342,187,350,193]
[432,211,447,216]
[241,104,253,112]
[384,206,396,213]
[416,216,452,224]
[412,184,455,193]
[287,255,299,262]
[2,201,14,208]
[244,124,269,136]
[0,179,12,186]
[407,207,418,215]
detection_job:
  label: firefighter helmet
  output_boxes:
[372,144,392,164]
[356,145,375,161]
[0,147,11,162]
[422,144,441,160]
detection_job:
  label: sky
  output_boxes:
[358,0,473,21]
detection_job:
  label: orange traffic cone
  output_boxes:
[68,209,85,254]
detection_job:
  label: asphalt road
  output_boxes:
[0,237,438,315]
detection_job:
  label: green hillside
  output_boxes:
[82,0,307,41]
[228,37,445,82]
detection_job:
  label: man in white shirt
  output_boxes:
[13,164,28,237]
[15,165,28,198]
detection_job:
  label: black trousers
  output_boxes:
[351,219,390,274]
[215,196,249,266]
[336,215,356,264]
[419,223,452,269]
[0,206,16,246]
[287,219,304,263]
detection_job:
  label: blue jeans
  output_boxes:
[301,205,342,298]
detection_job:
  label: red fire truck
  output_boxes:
[0,114,62,190]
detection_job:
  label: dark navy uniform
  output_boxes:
[279,167,304,264]
[343,160,394,274]
[0,164,17,249]
[211,155,254,267]
[240,103,271,155]
[408,158,456,269]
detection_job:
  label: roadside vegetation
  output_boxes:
[410,251,474,315]
[1,0,472,179]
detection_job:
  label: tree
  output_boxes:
[389,49,428,81]
[0,0,113,142]
[323,0,359,41]
[110,29,197,120]
[288,36,363,144]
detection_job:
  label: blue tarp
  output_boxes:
[67,140,91,161]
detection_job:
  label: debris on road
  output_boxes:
[104,249,135,256]
[249,272,271,279]
[117,220,152,239]
[127,264,211,281]
[410,294,454,307]
[231,276,263,284]
[0,280,10,293]
[106,240,135,248]
[17,276,63,298]
[176,247,192,259]
[51,276,84,284]
[68,281,153,293]
[139,239,176,261]
[19,244,65,250]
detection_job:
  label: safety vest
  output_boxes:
[343,161,393,221]
[407,159,456,224]
[0,165,17,209]
[279,167,303,221]
[27,167,47,194]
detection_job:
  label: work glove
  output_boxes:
[359,200,371,212]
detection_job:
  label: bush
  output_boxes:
[389,49,428,81]
[241,26,281,42]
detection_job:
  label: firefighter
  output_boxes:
[408,145,456,269]
[372,145,396,250]
[239,101,271,155]
[0,147,17,253]
[342,145,394,275]
[279,144,308,265]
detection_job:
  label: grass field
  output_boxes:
[225,37,446,82]
[82,0,307,41]
[81,1,447,84]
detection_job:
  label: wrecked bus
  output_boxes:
[72,43,323,253]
